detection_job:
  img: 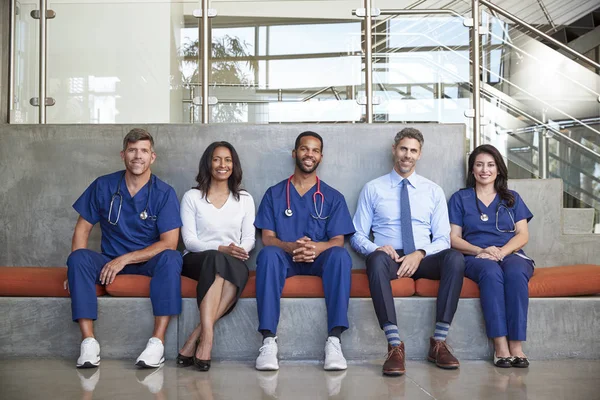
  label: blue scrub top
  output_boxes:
[255,178,355,242]
[448,188,532,250]
[73,170,182,259]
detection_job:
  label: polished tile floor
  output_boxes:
[1,359,598,400]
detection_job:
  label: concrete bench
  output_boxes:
[1,265,598,361]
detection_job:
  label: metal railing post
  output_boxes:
[364,0,374,123]
[189,86,195,123]
[200,0,210,123]
[471,0,481,148]
[539,110,549,179]
[9,0,16,121]
[38,0,47,123]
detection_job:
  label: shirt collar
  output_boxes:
[389,169,419,188]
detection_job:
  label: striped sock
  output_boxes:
[433,322,450,341]
[383,323,401,346]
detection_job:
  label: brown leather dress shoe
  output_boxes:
[383,343,406,376]
[427,337,459,369]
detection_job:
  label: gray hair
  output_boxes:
[122,128,154,151]
[394,127,424,148]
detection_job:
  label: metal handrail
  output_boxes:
[506,123,600,186]
[477,85,600,160]
[479,0,600,72]
[372,27,600,142]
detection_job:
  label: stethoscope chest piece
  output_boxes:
[284,208,293,217]
[140,210,149,220]
[480,213,489,222]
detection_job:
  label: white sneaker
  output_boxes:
[136,364,164,394]
[76,337,100,368]
[135,337,165,368]
[324,337,347,371]
[256,337,279,371]
[77,369,100,392]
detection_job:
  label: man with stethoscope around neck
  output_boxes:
[254,131,355,372]
[65,129,183,370]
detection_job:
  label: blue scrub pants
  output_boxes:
[465,254,534,341]
[256,246,352,334]
[67,248,183,321]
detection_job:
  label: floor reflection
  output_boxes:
[0,359,597,400]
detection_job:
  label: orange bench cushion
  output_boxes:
[0,266,106,297]
[107,270,416,298]
[414,265,600,298]
[415,278,480,298]
[528,265,600,297]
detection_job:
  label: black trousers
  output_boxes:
[366,248,465,329]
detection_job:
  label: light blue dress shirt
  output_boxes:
[350,170,450,257]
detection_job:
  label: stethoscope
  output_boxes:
[473,189,516,233]
[108,172,153,225]
[284,175,329,220]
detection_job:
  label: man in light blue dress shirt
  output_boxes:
[351,128,465,376]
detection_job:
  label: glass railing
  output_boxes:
[11,0,39,123]
[9,0,600,228]
[203,3,363,123]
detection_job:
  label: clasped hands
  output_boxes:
[376,245,425,278]
[476,246,505,261]
[291,236,320,263]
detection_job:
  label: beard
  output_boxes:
[296,156,320,174]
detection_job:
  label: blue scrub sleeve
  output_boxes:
[156,187,183,234]
[73,179,101,225]
[512,191,533,223]
[447,191,465,226]
[326,194,356,238]
[255,187,276,231]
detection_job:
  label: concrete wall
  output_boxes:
[0,123,466,268]
[1,123,599,268]
[509,179,600,266]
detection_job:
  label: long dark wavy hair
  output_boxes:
[467,144,514,207]
[194,141,243,201]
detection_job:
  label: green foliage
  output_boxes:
[179,34,257,122]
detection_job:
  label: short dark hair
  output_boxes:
[123,128,154,151]
[467,144,515,207]
[394,127,424,148]
[194,141,244,201]
[294,131,323,152]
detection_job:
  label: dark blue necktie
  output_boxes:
[400,179,416,254]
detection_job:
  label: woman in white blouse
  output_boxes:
[176,141,255,371]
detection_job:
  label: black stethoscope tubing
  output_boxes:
[473,188,516,232]
[108,172,152,225]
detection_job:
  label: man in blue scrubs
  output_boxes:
[254,131,355,371]
[66,129,182,369]
[351,128,465,376]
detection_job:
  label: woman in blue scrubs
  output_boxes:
[448,144,534,368]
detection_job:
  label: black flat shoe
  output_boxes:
[493,352,513,368]
[193,357,211,371]
[176,353,194,367]
[511,357,530,368]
